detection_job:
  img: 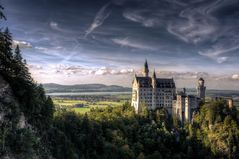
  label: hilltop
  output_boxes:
[43,83,131,93]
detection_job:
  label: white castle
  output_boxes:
[131,60,206,123]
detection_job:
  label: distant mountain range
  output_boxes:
[43,83,131,93]
[43,83,239,99]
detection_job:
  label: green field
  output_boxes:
[53,99,126,114]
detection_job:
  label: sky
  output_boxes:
[1,0,239,89]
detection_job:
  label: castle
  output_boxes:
[131,60,206,123]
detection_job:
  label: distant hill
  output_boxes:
[178,88,239,98]
[43,83,131,93]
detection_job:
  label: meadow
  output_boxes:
[53,94,130,114]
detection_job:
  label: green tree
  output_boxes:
[14,45,22,61]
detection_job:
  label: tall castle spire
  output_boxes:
[152,69,157,109]
[143,59,149,77]
[197,77,206,102]
[153,69,156,79]
[152,69,157,88]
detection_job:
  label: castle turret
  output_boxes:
[152,70,157,109]
[143,59,149,77]
[227,98,234,109]
[152,70,157,88]
[197,78,206,102]
[131,74,140,113]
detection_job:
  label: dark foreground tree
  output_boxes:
[0,4,55,158]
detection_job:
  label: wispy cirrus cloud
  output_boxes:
[34,46,66,58]
[49,21,74,33]
[122,0,221,44]
[167,1,222,44]
[123,9,162,28]
[122,0,239,64]
[198,28,239,63]
[112,38,156,51]
[84,2,112,38]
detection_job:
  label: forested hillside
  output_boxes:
[51,101,239,159]
[0,5,54,158]
[0,4,239,159]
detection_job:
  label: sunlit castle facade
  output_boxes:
[131,60,176,114]
[173,89,201,122]
[131,60,206,123]
[173,78,206,123]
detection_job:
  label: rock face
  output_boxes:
[0,76,13,103]
[0,75,17,123]
[0,75,52,159]
[0,75,26,128]
[0,75,28,158]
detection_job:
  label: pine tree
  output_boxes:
[3,28,13,59]
[0,6,7,71]
[44,96,55,125]
[0,31,4,70]
[12,44,32,82]
[0,27,14,74]
[14,45,22,62]
[0,5,6,20]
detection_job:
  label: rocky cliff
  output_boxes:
[0,76,42,159]
[0,75,27,129]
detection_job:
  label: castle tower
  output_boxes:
[131,74,140,113]
[152,70,157,110]
[197,78,206,102]
[227,98,234,109]
[143,59,149,77]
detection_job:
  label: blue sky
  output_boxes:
[2,0,239,89]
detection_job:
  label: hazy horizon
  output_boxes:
[2,0,239,90]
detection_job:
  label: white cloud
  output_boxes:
[93,67,133,76]
[49,21,72,33]
[28,63,239,90]
[95,67,108,75]
[28,64,43,70]
[216,57,228,64]
[12,40,32,48]
[157,71,209,80]
[50,21,58,29]
[29,64,134,77]
[112,38,156,51]
[232,74,239,80]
